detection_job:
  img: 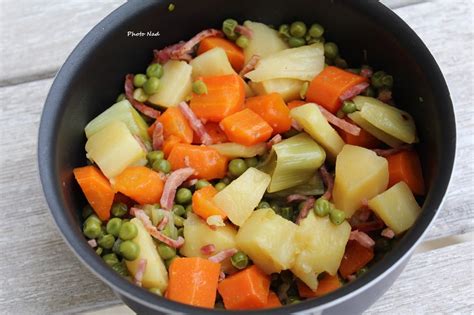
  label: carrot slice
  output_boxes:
[219,108,273,146]
[198,36,245,72]
[337,117,382,148]
[190,74,245,122]
[157,107,193,144]
[73,166,114,221]
[193,122,228,144]
[287,100,306,110]
[192,185,227,220]
[262,291,282,309]
[297,274,341,298]
[168,143,228,180]
[218,265,271,310]
[113,166,164,205]
[306,66,367,113]
[339,240,374,279]
[166,257,221,308]
[162,135,182,158]
[245,93,292,134]
[387,150,425,195]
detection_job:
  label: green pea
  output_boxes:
[308,23,324,38]
[215,182,227,191]
[98,234,115,249]
[257,201,270,209]
[162,223,178,240]
[363,86,376,97]
[152,159,171,174]
[119,240,140,261]
[375,238,391,252]
[175,188,192,204]
[146,63,164,78]
[82,205,93,219]
[111,202,128,218]
[157,243,176,260]
[147,150,164,165]
[195,179,211,190]
[236,35,249,48]
[229,159,248,177]
[133,74,147,88]
[133,88,148,102]
[329,208,346,225]
[356,267,369,277]
[112,262,129,276]
[83,220,102,239]
[116,93,126,102]
[143,77,160,95]
[342,100,357,114]
[165,256,177,269]
[290,21,307,38]
[103,253,119,266]
[299,81,309,99]
[172,204,186,216]
[382,75,394,88]
[149,288,162,296]
[85,214,101,225]
[314,198,331,217]
[192,79,208,95]
[324,42,339,59]
[95,247,103,256]
[244,157,258,168]
[106,218,123,237]
[231,251,249,270]
[279,207,293,220]
[371,71,386,89]
[112,238,123,255]
[278,24,291,39]
[173,214,184,227]
[288,36,306,48]
[119,222,138,240]
[222,19,238,40]
[334,57,348,69]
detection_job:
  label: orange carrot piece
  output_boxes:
[168,144,228,180]
[166,257,221,308]
[337,117,382,149]
[339,240,374,279]
[262,291,282,309]
[147,120,157,138]
[192,185,227,220]
[73,166,114,221]
[218,265,271,310]
[219,108,273,146]
[193,122,228,144]
[287,100,306,110]
[190,74,245,122]
[197,36,245,72]
[387,150,425,195]
[306,66,367,113]
[113,166,164,205]
[157,107,193,144]
[245,93,292,134]
[162,135,182,158]
[297,274,342,298]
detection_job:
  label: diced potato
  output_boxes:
[85,121,147,179]
[245,44,324,82]
[180,213,238,272]
[249,78,304,102]
[125,218,168,292]
[290,103,345,159]
[368,181,421,234]
[209,142,267,158]
[84,100,150,143]
[236,208,298,274]
[243,21,288,63]
[348,111,403,148]
[333,145,389,218]
[190,47,235,79]
[353,96,417,144]
[291,212,351,290]
[148,60,192,108]
[213,168,271,226]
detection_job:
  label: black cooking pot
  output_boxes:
[38,0,456,314]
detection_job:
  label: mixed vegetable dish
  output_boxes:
[73,18,425,310]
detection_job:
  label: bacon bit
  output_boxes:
[377,89,392,103]
[134,259,147,287]
[291,118,303,131]
[361,198,369,208]
[87,239,97,248]
[133,209,185,248]
[296,197,315,224]
[178,102,213,145]
[381,228,395,239]
[350,230,375,248]
[240,55,260,77]
[340,82,370,102]
[318,105,361,136]
[287,194,309,203]
[373,144,412,157]
[124,74,161,119]
[153,42,185,63]
[206,215,225,227]
[160,167,195,210]
[235,25,253,38]
[319,165,334,201]
[152,122,164,150]
[218,271,226,282]
[350,209,385,232]
[267,134,282,148]
[360,68,373,78]
[157,214,169,230]
[208,248,238,263]
[200,244,216,255]
[182,178,198,187]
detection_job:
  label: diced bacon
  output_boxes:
[319,165,334,200]
[124,74,161,119]
[378,89,392,103]
[373,144,412,157]
[208,248,238,263]
[219,271,226,282]
[296,197,315,224]
[350,230,375,248]
[381,228,395,239]
[200,244,216,255]
[240,55,260,77]
[88,239,97,248]
[340,82,370,102]
[134,259,147,287]
[152,122,164,150]
[157,214,169,230]
[267,134,282,148]
[287,194,308,203]
[178,102,213,145]
[318,105,361,136]
[160,167,195,210]
[153,41,185,64]
[182,178,198,187]
[360,68,373,78]
[169,29,224,61]
[350,209,385,232]
[291,119,303,131]
[235,25,253,38]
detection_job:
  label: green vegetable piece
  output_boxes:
[173,214,184,227]
[95,247,103,256]
[299,81,309,99]
[85,214,101,225]
[112,238,122,255]
[119,222,138,240]
[157,243,176,260]
[314,198,331,217]
[111,202,128,218]
[112,262,129,276]
[195,179,211,190]
[229,159,248,177]
[119,240,140,261]
[221,177,231,185]
[133,88,148,102]
[222,19,238,40]
[279,207,293,220]
[288,37,305,48]
[106,218,123,237]
[172,204,186,216]
[83,220,102,239]
[147,63,164,78]
[363,86,376,97]
[342,100,357,114]
[288,296,301,304]
[308,23,324,38]
[147,150,165,164]
[245,157,258,168]
[334,57,348,69]
[278,24,291,39]
[168,3,175,12]
[116,93,126,102]
[152,159,171,174]
[149,287,162,296]
[356,267,369,277]
[270,201,280,212]
[324,42,339,59]
[371,71,386,88]
[192,79,208,95]
[215,182,227,191]
[143,77,161,95]
[178,227,184,237]
[82,205,93,219]
[329,208,346,225]
[185,204,193,215]
[231,251,249,270]
[236,35,249,48]
[290,21,307,38]
[133,74,147,88]
[382,75,394,88]
[176,188,192,204]
[257,201,271,209]
[103,253,119,266]
[98,234,116,249]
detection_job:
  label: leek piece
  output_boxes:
[348,111,403,148]
[243,21,288,64]
[190,47,236,79]
[209,142,267,158]
[265,172,324,199]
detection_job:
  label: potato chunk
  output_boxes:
[190,47,235,79]
[249,78,304,102]
[243,21,288,64]
[291,212,351,290]
[368,181,421,234]
[148,60,192,107]
[236,208,298,274]
[333,145,389,218]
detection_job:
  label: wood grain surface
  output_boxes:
[0,0,472,314]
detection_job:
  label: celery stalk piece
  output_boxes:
[259,133,326,193]
[243,21,288,64]
[85,121,147,179]
[348,111,403,148]
[209,142,267,158]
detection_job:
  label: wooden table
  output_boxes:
[0,0,472,313]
